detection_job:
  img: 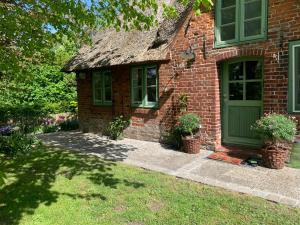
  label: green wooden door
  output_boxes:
[222,59,263,146]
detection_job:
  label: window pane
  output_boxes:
[221,24,236,41]
[222,0,235,8]
[229,62,244,81]
[245,0,262,19]
[147,87,156,102]
[229,83,243,100]
[94,88,102,102]
[221,7,236,25]
[104,73,111,88]
[246,82,262,100]
[146,67,157,103]
[147,67,157,86]
[133,88,143,102]
[93,74,102,102]
[104,87,112,101]
[246,61,262,80]
[244,18,261,37]
[132,68,143,103]
[103,73,112,102]
[132,68,143,87]
[295,46,300,110]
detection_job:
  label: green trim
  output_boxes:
[221,57,264,147]
[92,70,113,106]
[288,40,300,113]
[130,65,159,109]
[215,0,268,48]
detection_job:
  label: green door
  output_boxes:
[222,59,263,146]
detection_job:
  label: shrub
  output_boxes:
[0,171,5,187]
[251,113,297,143]
[59,119,79,131]
[0,103,48,134]
[107,115,130,140]
[162,129,183,149]
[0,126,13,136]
[0,133,37,156]
[42,124,60,133]
[175,113,200,137]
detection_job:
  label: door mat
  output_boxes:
[208,146,262,166]
[207,151,247,165]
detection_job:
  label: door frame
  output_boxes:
[221,57,264,147]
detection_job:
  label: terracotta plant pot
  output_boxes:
[182,136,201,154]
[262,141,292,169]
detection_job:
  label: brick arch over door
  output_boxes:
[212,48,265,63]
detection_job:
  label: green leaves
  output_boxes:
[252,114,297,143]
[1,0,213,76]
[176,113,201,137]
[0,171,5,187]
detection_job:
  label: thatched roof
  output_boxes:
[63,1,191,72]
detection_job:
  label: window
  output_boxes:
[215,0,267,47]
[288,40,300,113]
[228,60,263,101]
[92,71,112,106]
[131,66,158,108]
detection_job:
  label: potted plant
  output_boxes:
[252,113,297,169]
[175,113,201,154]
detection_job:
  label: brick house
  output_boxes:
[64,0,300,150]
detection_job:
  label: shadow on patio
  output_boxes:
[38,131,138,161]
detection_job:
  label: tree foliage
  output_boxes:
[0,37,77,117]
[0,0,213,76]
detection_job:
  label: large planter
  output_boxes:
[182,136,201,154]
[262,141,292,169]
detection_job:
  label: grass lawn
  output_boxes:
[288,143,300,169]
[1,147,300,225]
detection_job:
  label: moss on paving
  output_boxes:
[1,146,300,225]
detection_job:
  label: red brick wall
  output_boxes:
[77,0,300,149]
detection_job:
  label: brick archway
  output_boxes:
[213,48,265,63]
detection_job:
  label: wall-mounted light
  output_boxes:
[179,47,195,61]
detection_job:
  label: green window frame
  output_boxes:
[215,0,267,47]
[288,40,300,113]
[131,65,158,108]
[92,71,112,106]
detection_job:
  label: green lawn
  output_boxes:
[288,143,300,169]
[1,147,300,225]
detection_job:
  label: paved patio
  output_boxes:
[39,131,300,208]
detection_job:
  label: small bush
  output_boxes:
[0,133,37,156]
[175,113,200,137]
[0,103,48,134]
[42,124,60,133]
[162,129,182,149]
[0,171,5,187]
[251,113,297,143]
[59,119,79,131]
[107,115,130,140]
[0,126,13,136]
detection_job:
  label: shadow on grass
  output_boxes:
[0,147,145,225]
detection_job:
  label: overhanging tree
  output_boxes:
[0,0,213,76]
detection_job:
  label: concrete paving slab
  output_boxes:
[39,131,300,208]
